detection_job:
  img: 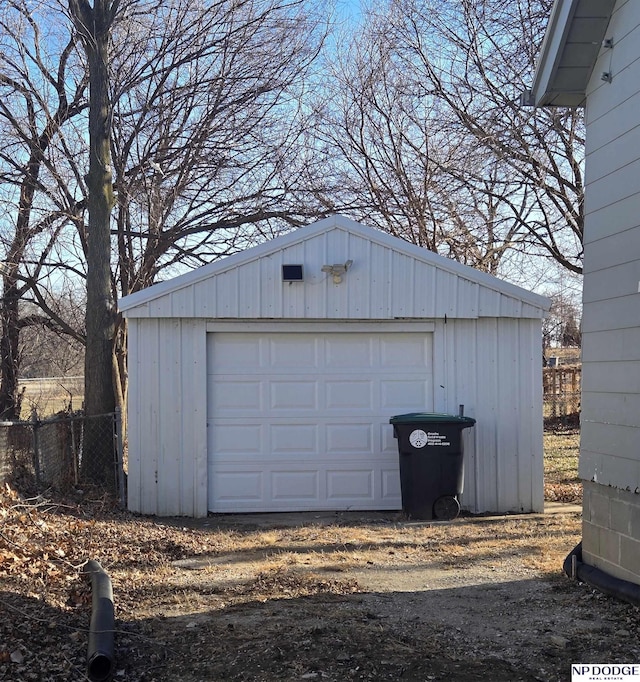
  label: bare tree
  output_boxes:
[64,0,121,485]
[541,271,583,350]
[0,0,329,442]
[543,294,582,350]
[19,294,85,379]
[385,0,584,273]
[105,0,329,420]
[109,0,327,291]
[315,12,524,273]
[0,1,87,418]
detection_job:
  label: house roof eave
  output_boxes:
[530,0,616,108]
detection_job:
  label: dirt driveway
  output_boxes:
[120,507,639,682]
[2,500,640,682]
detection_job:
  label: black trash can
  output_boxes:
[390,413,476,520]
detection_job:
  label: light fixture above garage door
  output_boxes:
[321,260,353,284]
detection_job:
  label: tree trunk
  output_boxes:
[71,0,118,486]
[84,40,115,420]
[0,139,49,419]
[0,278,22,420]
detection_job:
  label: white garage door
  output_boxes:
[207,331,433,512]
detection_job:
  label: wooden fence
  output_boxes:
[543,366,581,418]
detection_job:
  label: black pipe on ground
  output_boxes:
[563,541,640,607]
[82,559,115,682]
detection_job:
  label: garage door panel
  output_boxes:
[327,469,373,500]
[326,423,372,454]
[381,336,430,367]
[208,331,432,512]
[210,380,262,414]
[325,336,374,367]
[213,424,262,454]
[270,337,318,367]
[209,335,262,371]
[270,424,319,454]
[381,423,400,454]
[381,379,430,410]
[270,381,318,410]
[272,471,319,501]
[325,380,373,409]
[381,468,402,500]
[214,470,263,502]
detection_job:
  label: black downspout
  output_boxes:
[564,542,640,607]
[82,559,115,682]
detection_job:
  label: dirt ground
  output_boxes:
[1,492,639,682]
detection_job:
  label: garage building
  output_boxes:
[120,215,550,517]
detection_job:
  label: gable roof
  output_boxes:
[119,215,550,320]
[531,0,616,106]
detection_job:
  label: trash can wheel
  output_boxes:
[433,495,460,521]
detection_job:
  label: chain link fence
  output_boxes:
[0,410,125,504]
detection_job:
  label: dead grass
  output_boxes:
[106,517,581,628]
[18,376,84,418]
[544,420,581,503]
[0,487,581,609]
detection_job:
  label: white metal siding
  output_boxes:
[126,316,544,516]
[121,218,548,321]
[581,0,640,490]
[136,235,521,319]
[432,318,544,514]
[127,318,208,516]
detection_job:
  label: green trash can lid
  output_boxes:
[389,412,476,426]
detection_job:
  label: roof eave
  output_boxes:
[530,0,615,108]
[531,0,579,105]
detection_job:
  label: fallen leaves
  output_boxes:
[0,442,595,682]
[226,568,361,601]
[544,481,582,503]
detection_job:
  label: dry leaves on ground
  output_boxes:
[0,480,636,682]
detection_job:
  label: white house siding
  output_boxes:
[579,0,640,583]
[123,216,548,517]
[581,0,640,490]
